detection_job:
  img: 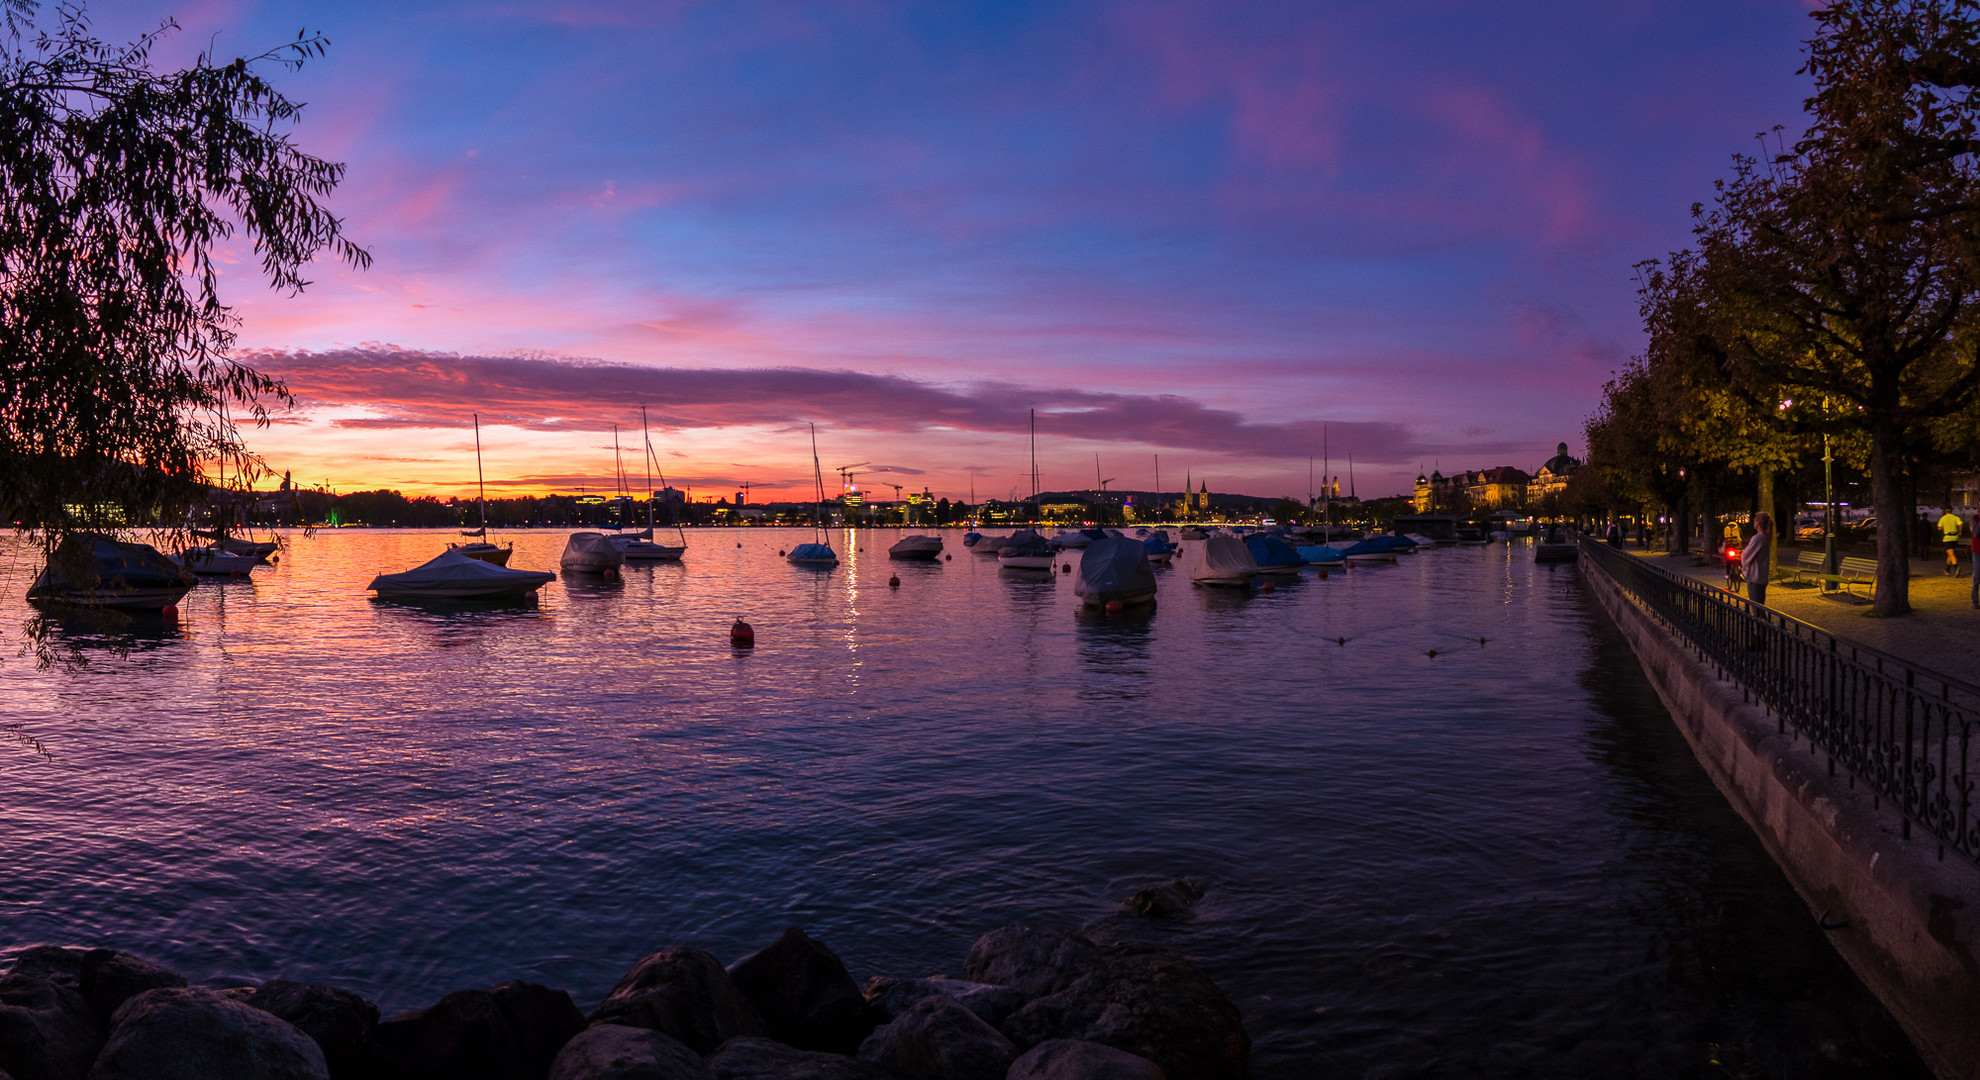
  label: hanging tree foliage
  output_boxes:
[0,0,367,540]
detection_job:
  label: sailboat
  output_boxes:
[614,406,687,561]
[449,414,514,566]
[787,423,839,566]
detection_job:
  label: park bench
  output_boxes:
[1783,550,1878,596]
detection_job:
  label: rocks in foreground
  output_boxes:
[2,917,1245,1080]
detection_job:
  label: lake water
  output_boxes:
[0,528,1928,1077]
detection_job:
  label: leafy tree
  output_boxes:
[1654,0,1980,613]
[0,2,366,543]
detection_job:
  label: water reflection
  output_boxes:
[1073,605,1154,704]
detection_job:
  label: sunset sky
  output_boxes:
[96,0,1813,502]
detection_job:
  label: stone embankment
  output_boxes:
[0,909,1248,1080]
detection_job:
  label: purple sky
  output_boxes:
[93,0,1815,500]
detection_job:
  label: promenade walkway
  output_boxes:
[1624,542,1980,680]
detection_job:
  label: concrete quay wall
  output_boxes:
[1581,560,1980,1080]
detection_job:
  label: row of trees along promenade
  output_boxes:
[1576,0,1980,617]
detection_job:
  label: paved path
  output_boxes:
[1622,543,1980,680]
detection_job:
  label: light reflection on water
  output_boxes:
[0,528,1926,1077]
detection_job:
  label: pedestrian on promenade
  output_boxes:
[1940,508,1965,576]
[1742,512,1774,606]
[1606,521,1622,546]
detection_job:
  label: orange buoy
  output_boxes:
[1105,600,1124,615]
[731,618,755,647]
[160,604,179,620]
[889,575,900,588]
[1261,581,1275,593]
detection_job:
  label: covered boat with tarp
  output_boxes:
[1185,533,1258,586]
[1339,538,1399,564]
[560,532,625,574]
[1244,534,1307,576]
[787,542,839,566]
[971,534,1007,556]
[1074,536,1158,607]
[29,534,195,609]
[368,549,555,599]
[997,529,1055,569]
[1296,544,1345,567]
[888,534,944,560]
[1142,529,1177,564]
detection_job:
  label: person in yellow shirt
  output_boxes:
[1940,509,1965,576]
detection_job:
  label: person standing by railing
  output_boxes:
[1940,508,1965,576]
[1970,512,1980,608]
[1742,512,1774,606]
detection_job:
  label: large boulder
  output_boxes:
[1120,881,1203,921]
[3,950,88,993]
[547,1024,708,1080]
[76,952,186,1023]
[707,1036,889,1079]
[960,926,1102,999]
[589,948,765,1055]
[1008,1039,1166,1080]
[0,975,101,1080]
[861,977,1024,1028]
[371,980,584,1080]
[961,927,1247,1080]
[726,929,877,1054]
[243,980,379,1080]
[89,987,328,1080]
[854,996,1015,1080]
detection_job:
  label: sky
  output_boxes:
[86,0,1817,502]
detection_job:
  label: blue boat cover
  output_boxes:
[1296,545,1345,564]
[787,542,837,563]
[1075,536,1157,602]
[1244,533,1307,568]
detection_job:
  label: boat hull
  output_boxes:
[450,543,513,566]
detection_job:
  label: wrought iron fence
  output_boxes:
[1579,538,1980,864]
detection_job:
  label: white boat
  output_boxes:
[173,545,264,577]
[451,415,516,566]
[610,529,687,561]
[997,529,1055,570]
[1074,537,1157,607]
[560,532,625,574]
[369,549,555,599]
[29,534,196,609]
[1185,533,1257,586]
[888,534,943,560]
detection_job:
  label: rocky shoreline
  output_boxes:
[0,913,1249,1080]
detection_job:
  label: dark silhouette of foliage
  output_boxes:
[0,1,367,542]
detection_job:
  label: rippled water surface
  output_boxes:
[0,528,1928,1077]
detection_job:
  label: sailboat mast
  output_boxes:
[810,422,826,533]
[474,413,488,534]
[1323,423,1331,534]
[640,405,653,530]
[1154,455,1160,522]
[1029,409,1038,503]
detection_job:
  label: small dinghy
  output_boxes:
[1141,530,1177,564]
[962,531,984,548]
[173,545,264,577]
[560,532,625,574]
[997,529,1055,570]
[1186,533,1258,586]
[367,549,555,599]
[29,534,196,609]
[888,534,944,560]
[786,541,839,566]
[1244,534,1307,576]
[1075,536,1157,607]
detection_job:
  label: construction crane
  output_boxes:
[1095,454,1114,493]
[836,461,871,494]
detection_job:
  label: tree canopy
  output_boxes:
[0,1,366,540]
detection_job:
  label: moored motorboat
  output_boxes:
[997,529,1055,570]
[888,534,944,560]
[368,549,555,599]
[962,531,984,548]
[971,534,1007,555]
[1074,536,1158,607]
[1243,534,1307,576]
[173,545,264,577]
[1179,527,1209,541]
[1185,533,1257,586]
[1296,545,1346,567]
[1047,530,1093,550]
[610,529,687,561]
[1338,539,1398,564]
[28,534,196,609]
[560,532,625,574]
[1141,529,1177,564]
[448,541,514,566]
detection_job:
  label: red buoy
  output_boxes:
[889,575,900,588]
[1105,600,1124,615]
[731,618,755,647]
[1061,564,1072,573]
[945,554,952,561]
[1261,581,1275,593]
[160,604,179,620]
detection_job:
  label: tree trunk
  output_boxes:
[1871,419,1911,616]
[1758,464,1775,574]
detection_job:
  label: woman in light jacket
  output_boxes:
[1741,512,1774,605]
